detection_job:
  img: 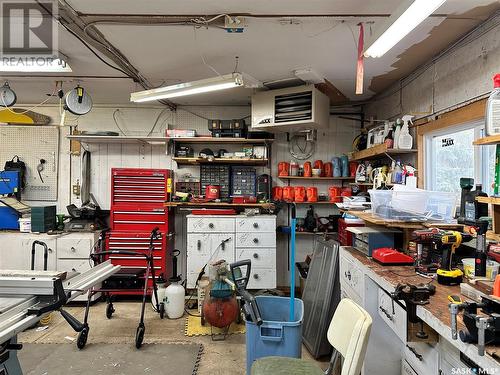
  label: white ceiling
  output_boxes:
[1,0,497,106]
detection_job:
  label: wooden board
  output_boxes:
[473,135,500,146]
[349,143,417,161]
[169,137,273,144]
[172,157,268,166]
[164,201,275,209]
[279,176,353,181]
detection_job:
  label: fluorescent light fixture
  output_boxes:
[364,0,446,58]
[0,57,72,72]
[130,73,261,103]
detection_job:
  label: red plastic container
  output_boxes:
[283,186,295,202]
[306,187,318,202]
[272,186,283,201]
[294,186,306,202]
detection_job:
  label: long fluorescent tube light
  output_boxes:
[0,57,72,72]
[130,73,261,103]
[364,0,446,58]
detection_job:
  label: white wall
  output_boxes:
[364,13,500,121]
[18,104,358,287]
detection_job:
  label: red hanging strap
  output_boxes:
[356,23,364,95]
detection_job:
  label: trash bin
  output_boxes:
[245,296,304,374]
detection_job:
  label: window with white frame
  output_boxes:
[425,119,496,195]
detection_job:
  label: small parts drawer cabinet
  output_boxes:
[186,215,276,289]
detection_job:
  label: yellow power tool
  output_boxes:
[435,230,473,285]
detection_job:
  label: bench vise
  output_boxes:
[449,296,500,356]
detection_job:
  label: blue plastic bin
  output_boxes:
[245,296,304,374]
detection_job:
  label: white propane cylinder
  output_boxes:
[164,281,185,319]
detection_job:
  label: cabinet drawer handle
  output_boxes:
[197,240,201,250]
[345,271,351,280]
[253,222,259,228]
[253,274,259,279]
[253,238,259,244]
[253,253,259,259]
[379,306,393,321]
[406,345,423,361]
[71,247,76,253]
[208,223,214,229]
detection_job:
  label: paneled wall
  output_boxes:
[21,104,358,286]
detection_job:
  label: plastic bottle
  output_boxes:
[398,115,414,149]
[393,119,402,149]
[340,154,349,177]
[384,126,394,148]
[164,250,185,319]
[393,160,403,184]
[485,74,500,136]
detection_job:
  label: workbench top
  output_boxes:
[341,246,500,370]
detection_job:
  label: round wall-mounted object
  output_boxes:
[64,86,93,115]
[0,83,17,107]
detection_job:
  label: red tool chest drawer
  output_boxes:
[338,218,364,246]
[105,231,169,294]
[111,168,170,207]
[110,206,168,232]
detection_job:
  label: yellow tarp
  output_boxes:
[184,313,246,337]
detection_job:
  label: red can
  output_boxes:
[313,160,324,176]
[349,162,359,178]
[303,162,312,178]
[323,162,333,177]
[341,187,352,197]
[306,187,318,202]
[205,185,221,200]
[278,162,290,177]
[272,186,283,201]
[283,186,295,202]
[294,186,306,202]
[328,186,342,203]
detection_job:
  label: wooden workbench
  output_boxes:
[345,210,464,250]
[342,246,500,369]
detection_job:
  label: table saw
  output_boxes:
[0,260,120,375]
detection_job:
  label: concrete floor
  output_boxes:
[19,301,328,375]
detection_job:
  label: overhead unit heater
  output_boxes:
[251,85,330,132]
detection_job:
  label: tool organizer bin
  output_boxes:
[200,164,231,198]
[107,168,173,295]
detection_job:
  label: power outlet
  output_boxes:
[72,183,81,196]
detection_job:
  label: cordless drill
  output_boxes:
[435,230,473,285]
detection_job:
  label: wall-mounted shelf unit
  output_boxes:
[172,157,269,166]
[164,201,275,209]
[349,144,417,161]
[278,176,354,181]
[67,135,167,144]
[473,135,500,146]
[167,137,273,144]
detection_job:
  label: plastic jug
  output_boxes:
[332,157,341,177]
[340,154,349,177]
[486,74,500,136]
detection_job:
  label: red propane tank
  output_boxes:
[203,297,239,328]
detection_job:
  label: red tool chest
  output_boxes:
[107,168,173,295]
[338,218,364,246]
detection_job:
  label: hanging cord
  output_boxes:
[0,81,59,114]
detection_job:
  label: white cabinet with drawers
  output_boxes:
[186,215,276,289]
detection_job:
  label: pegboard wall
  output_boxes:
[0,125,59,201]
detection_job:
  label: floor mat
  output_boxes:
[18,342,203,375]
[184,314,245,337]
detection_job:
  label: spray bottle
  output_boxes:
[393,118,402,149]
[398,115,414,150]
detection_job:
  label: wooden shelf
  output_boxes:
[164,201,275,209]
[279,176,353,181]
[476,196,500,205]
[288,201,339,205]
[349,144,417,161]
[168,137,273,144]
[473,135,500,146]
[295,231,334,236]
[67,135,167,144]
[172,157,269,166]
